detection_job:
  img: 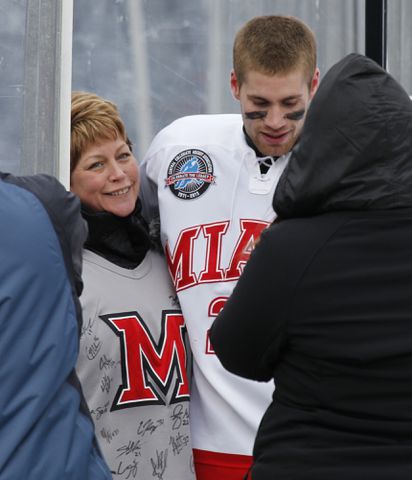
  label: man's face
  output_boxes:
[231,67,320,157]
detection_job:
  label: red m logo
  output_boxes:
[101,310,190,410]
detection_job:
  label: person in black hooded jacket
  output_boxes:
[210,53,412,480]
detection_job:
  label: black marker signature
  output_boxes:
[136,418,164,437]
[116,459,139,479]
[86,335,102,360]
[150,449,168,479]
[170,404,189,430]
[116,440,142,458]
[81,316,95,337]
[99,354,117,370]
[100,374,112,393]
[100,427,119,444]
[169,432,190,455]
[90,401,110,420]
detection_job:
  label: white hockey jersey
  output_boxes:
[140,114,289,456]
[76,249,195,480]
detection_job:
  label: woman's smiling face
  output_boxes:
[70,136,139,217]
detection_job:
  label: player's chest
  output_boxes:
[158,149,277,222]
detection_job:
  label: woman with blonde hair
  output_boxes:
[71,91,195,480]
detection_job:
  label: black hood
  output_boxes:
[274,53,412,218]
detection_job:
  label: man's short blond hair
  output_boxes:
[70,91,131,173]
[233,15,317,86]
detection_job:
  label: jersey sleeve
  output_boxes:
[139,153,161,223]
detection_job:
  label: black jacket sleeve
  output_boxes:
[209,222,292,381]
[210,215,345,382]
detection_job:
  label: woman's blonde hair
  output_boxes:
[71,91,131,173]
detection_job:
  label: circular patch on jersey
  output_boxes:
[165,149,215,200]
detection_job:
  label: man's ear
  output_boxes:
[309,68,320,99]
[230,70,241,100]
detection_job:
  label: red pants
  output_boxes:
[193,448,253,480]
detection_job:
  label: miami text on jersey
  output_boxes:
[165,219,269,292]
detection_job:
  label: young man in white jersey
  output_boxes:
[139,15,320,480]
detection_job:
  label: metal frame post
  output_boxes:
[365,0,387,68]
